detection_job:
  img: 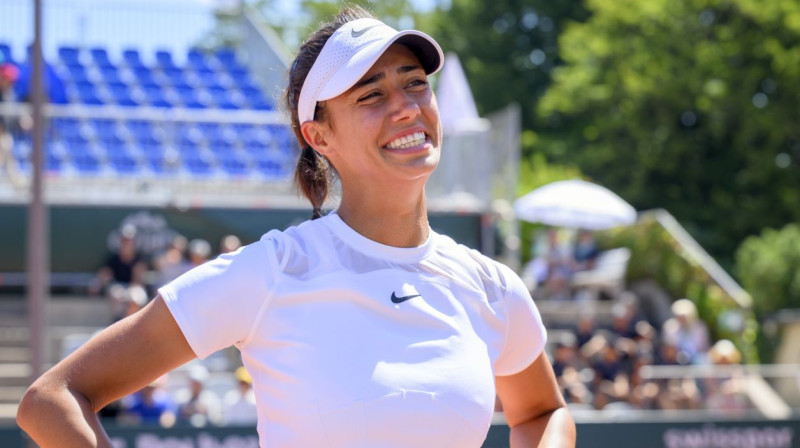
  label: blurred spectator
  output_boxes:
[223,366,258,426]
[610,302,638,341]
[175,364,223,427]
[704,339,748,413]
[542,228,574,300]
[106,283,148,322]
[662,298,710,364]
[219,234,242,254]
[573,229,599,271]
[187,238,212,267]
[574,314,596,349]
[0,61,24,189]
[122,375,176,427]
[593,342,623,382]
[551,335,578,378]
[90,224,147,296]
[152,235,190,287]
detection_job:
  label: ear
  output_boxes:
[300,120,335,158]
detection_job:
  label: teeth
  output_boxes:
[386,131,426,149]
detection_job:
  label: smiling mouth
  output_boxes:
[384,131,428,150]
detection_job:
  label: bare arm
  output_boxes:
[496,352,576,447]
[16,295,196,447]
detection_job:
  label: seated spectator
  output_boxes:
[662,298,710,364]
[175,364,222,427]
[573,229,600,271]
[90,224,147,296]
[551,335,578,379]
[704,339,748,413]
[152,235,190,288]
[187,238,212,267]
[574,314,596,349]
[223,366,258,426]
[0,61,25,189]
[542,228,575,300]
[107,283,149,322]
[219,234,242,254]
[122,375,175,427]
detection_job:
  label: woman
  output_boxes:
[17,6,575,447]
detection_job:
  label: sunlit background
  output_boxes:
[0,0,798,447]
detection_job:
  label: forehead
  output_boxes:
[358,43,422,79]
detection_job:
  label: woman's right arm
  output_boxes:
[16,295,196,447]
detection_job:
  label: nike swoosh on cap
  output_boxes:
[391,292,421,304]
[351,24,382,38]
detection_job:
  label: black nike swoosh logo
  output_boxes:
[351,24,381,38]
[391,292,421,304]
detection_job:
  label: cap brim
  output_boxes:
[317,29,443,102]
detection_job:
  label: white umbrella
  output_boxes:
[513,179,636,229]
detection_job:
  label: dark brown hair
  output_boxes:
[285,6,375,219]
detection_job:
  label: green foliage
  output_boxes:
[735,223,800,313]
[599,214,760,362]
[537,0,800,267]
[427,0,588,133]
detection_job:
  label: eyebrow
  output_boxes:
[351,64,424,90]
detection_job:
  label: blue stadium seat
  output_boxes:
[134,67,160,88]
[71,152,101,174]
[110,85,138,107]
[182,153,214,176]
[155,50,177,69]
[67,66,90,85]
[254,157,286,180]
[218,153,248,177]
[163,67,183,82]
[176,126,205,146]
[46,152,64,173]
[177,89,206,109]
[145,89,172,108]
[106,145,139,174]
[101,67,123,85]
[215,48,237,68]
[90,119,118,140]
[187,49,212,73]
[12,138,30,159]
[122,49,144,69]
[90,48,114,68]
[143,151,170,175]
[52,117,81,134]
[58,46,80,66]
[77,84,103,105]
[197,71,221,89]
[228,68,249,84]
[0,43,13,63]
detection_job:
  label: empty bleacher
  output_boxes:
[3,43,297,182]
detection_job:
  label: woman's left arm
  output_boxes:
[495,352,576,447]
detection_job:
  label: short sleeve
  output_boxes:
[158,235,280,359]
[493,264,547,376]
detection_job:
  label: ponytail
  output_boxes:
[293,144,331,220]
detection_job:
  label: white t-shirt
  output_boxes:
[160,213,546,448]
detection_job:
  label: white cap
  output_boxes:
[298,17,444,124]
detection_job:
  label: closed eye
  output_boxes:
[357,91,382,102]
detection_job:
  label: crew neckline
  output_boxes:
[321,212,436,264]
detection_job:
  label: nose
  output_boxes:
[388,89,421,122]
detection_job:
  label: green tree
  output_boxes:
[537,0,800,266]
[736,223,800,313]
[427,0,588,136]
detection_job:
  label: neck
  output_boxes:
[336,184,429,248]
